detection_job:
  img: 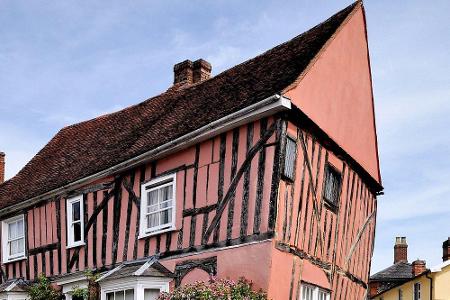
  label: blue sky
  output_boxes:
[0,0,449,274]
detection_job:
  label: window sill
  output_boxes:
[138,226,176,239]
[2,255,27,264]
[66,242,85,250]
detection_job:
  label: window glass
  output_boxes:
[141,175,176,235]
[414,283,421,300]
[106,289,134,300]
[318,289,330,300]
[125,289,134,300]
[301,285,314,300]
[5,217,25,259]
[67,196,84,247]
[323,165,342,207]
[144,289,160,300]
[284,137,297,180]
[72,201,80,221]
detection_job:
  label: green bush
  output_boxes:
[158,277,267,300]
[28,274,61,300]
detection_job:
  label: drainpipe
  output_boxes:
[425,272,432,300]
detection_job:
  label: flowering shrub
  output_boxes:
[28,274,61,300]
[158,277,267,300]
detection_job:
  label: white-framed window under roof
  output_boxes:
[139,173,176,238]
[1,214,26,263]
[67,195,85,248]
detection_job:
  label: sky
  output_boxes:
[0,0,449,274]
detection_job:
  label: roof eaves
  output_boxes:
[0,94,291,217]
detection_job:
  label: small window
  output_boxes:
[398,288,403,300]
[106,289,134,300]
[283,136,297,180]
[323,165,342,207]
[414,283,421,300]
[318,289,330,300]
[67,196,85,248]
[301,284,314,300]
[140,174,176,237]
[1,215,26,263]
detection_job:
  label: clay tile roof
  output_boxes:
[370,262,414,281]
[0,2,359,210]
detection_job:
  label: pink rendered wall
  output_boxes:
[284,6,381,184]
[0,117,280,286]
[273,120,377,299]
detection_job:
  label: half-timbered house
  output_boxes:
[0,1,382,299]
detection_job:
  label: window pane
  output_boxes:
[18,238,24,253]
[161,185,173,201]
[144,289,159,300]
[148,190,158,206]
[324,166,341,205]
[147,204,159,213]
[160,200,172,209]
[106,292,114,300]
[9,240,17,255]
[115,291,124,300]
[160,209,172,225]
[8,222,16,239]
[73,223,82,242]
[125,289,134,300]
[72,201,81,221]
[147,213,159,228]
[284,137,297,179]
[17,220,24,237]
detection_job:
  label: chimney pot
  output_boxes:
[394,236,408,264]
[443,237,450,262]
[0,152,5,184]
[412,259,426,276]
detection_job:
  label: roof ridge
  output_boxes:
[59,1,360,133]
[0,1,360,210]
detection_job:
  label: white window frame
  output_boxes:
[139,174,176,238]
[1,215,26,264]
[66,196,85,248]
[300,283,330,300]
[100,277,170,300]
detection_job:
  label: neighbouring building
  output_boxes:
[370,237,450,300]
[0,1,382,299]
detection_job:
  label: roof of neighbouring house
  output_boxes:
[370,262,433,297]
[370,262,414,282]
[0,1,361,210]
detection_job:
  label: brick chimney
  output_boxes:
[173,59,211,88]
[394,237,408,263]
[443,237,450,262]
[192,59,211,83]
[412,259,426,276]
[0,152,5,184]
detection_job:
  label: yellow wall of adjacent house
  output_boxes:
[433,264,450,299]
[373,264,450,300]
[373,275,430,300]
